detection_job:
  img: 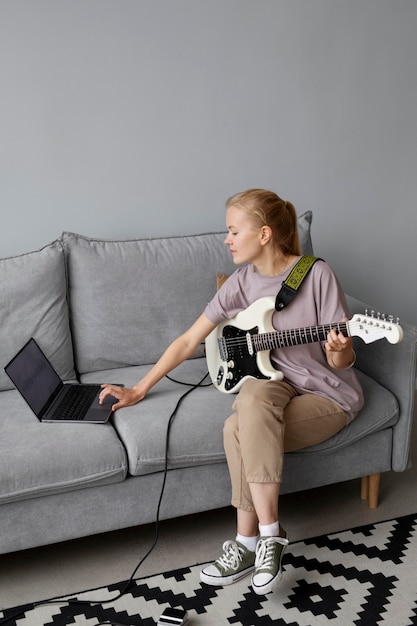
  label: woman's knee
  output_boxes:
[234,379,295,417]
[234,379,273,413]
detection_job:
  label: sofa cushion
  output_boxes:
[297,210,314,256]
[81,360,235,476]
[298,369,399,454]
[81,364,398,477]
[0,389,128,504]
[0,239,76,391]
[62,231,238,374]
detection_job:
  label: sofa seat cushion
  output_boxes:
[0,390,128,504]
[81,363,398,477]
[0,239,76,391]
[81,360,235,476]
[290,370,399,454]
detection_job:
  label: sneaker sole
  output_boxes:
[200,565,255,586]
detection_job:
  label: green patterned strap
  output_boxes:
[275,255,322,311]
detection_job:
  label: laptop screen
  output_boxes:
[5,339,63,418]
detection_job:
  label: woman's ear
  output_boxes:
[260,225,273,245]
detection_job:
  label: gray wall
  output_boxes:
[1,0,416,325]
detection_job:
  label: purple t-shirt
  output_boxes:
[205,259,364,423]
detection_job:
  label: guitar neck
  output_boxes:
[255,321,349,351]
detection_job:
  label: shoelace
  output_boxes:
[216,540,244,572]
[255,537,286,569]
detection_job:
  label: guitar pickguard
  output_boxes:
[218,324,269,392]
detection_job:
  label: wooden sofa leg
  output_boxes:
[361,474,381,508]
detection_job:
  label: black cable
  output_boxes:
[0,371,210,626]
[108,371,210,592]
[165,373,212,387]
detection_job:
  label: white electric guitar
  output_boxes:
[205,296,404,394]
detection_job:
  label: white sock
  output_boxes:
[259,521,279,537]
[236,533,259,552]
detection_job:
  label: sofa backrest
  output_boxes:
[0,240,76,391]
[62,231,237,373]
[62,212,313,374]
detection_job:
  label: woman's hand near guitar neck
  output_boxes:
[99,312,216,411]
[325,320,356,370]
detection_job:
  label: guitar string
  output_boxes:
[221,322,350,350]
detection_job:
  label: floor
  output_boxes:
[1,407,416,612]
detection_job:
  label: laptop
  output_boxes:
[4,338,121,423]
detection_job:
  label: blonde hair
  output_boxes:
[226,188,301,255]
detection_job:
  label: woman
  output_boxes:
[100,188,364,596]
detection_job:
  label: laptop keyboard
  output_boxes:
[54,384,101,421]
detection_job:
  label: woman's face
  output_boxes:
[224,205,264,266]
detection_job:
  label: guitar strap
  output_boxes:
[275,255,322,311]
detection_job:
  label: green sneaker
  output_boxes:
[200,540,256,586]
[251,528,289,595]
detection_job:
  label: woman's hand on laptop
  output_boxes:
[99,384,143,411]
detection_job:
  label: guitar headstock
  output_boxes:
[349,312,404,344]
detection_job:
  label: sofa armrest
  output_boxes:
[346,294,417,471]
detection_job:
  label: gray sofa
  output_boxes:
[1,214,416,555]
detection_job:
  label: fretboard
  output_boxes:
[253,321,349,351]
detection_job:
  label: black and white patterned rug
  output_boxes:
[1,513,417,626]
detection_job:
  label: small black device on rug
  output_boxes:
[157,607,188,625]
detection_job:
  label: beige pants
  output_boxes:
[223,378,347,512]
